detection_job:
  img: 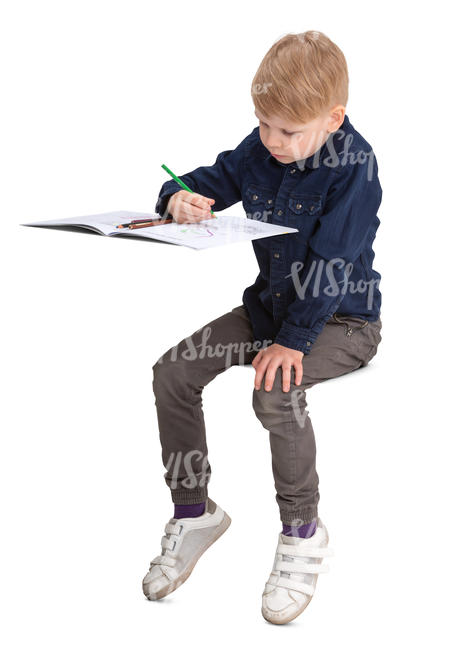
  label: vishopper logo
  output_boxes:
[283,515,313,528]
[278,127,376,181]
[289,387,309,429]
[244,208,272,222]
[322,132,376,181]
[252,82,273,95]
[155,328,273,367]
[286,258,380,311]
[165,450,211,489]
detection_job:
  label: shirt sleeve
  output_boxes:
[154,132,249,217]
[274,153,382,354]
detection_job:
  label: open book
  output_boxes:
[21,211,299,250]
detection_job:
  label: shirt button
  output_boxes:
[306,341,311,346]
[252,194,258,200]
[290,168,296,174]
[275,292,281,297]
[273,253,280,258]
[277,209,283,216]
[296,203,302,210]
[267,199,273,205]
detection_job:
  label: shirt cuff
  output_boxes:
[274,321,321,354]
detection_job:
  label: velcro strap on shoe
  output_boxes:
[150,554,176,568]
[277,544,334,558]
[161,536,178,552]
[267,574,315,596]
[165,522,182,536]
[275,560,330,574]
[160,565,178,581]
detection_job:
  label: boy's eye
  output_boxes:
[283,128,304,136]
[258,118,301,137]
[260,121,298,136]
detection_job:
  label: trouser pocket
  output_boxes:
[331,312,369,338]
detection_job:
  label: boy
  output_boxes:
[142,31,382,624]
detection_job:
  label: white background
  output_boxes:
[1,0,448,646]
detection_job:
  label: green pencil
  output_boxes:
[161,163,216,218]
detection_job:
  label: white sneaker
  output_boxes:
[261,517,334,624]
[142,497,231,600]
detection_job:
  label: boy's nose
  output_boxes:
[266,137,283,149]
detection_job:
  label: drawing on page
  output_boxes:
[178,223,219,238]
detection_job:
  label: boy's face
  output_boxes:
[254,107,345,164]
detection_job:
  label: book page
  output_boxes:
[21,211,163,236]
[125,215,298,249]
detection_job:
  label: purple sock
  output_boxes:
[174,501,206,519]
[282,518,317,538]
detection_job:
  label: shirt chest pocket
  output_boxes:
[288,193,323,240]
[244,184,275,222]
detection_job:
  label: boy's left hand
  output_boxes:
[252,343,304,392]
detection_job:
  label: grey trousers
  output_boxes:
[152,304,382,526]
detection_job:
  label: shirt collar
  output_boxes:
[264,114,350,170]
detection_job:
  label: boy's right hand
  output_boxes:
[167,190,216,224]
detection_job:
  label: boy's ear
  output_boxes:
[328,105,346,132]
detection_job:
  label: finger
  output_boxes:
[254,356,269,390]
[252,350,262,368]
[180,199,213,221]
[282,363,292,392]
[264,361,279,392]
[188,193,215,212]
[294,362,303,386]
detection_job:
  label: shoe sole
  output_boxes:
[261,520,330,625]
[143,510,232,601]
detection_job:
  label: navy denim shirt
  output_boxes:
[155,114,382,354]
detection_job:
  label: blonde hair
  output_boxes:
[251,31,349,124]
